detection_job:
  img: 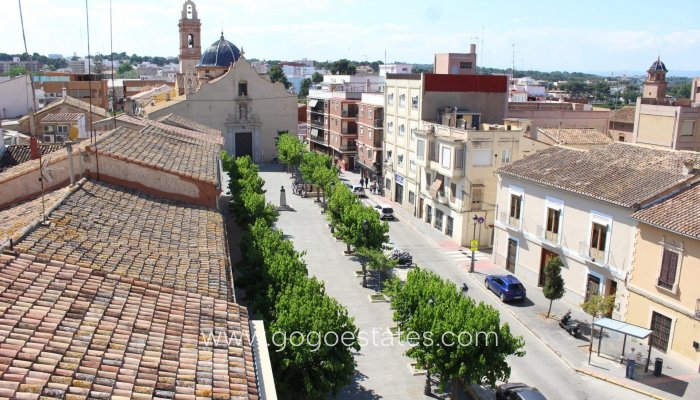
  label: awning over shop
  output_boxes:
[308,99,319,108]
[429,176,443,198]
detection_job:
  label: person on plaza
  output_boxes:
[625,347,637,379]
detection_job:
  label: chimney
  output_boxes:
[682,161,697,175]
[470,44,476,54]
[30,136,40,160]
[62,87,67,98]
[65,141,76,185]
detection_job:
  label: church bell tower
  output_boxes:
[179,1,201,76]
[643,57,668,101]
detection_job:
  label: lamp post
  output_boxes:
[362,219,369,288]
[470,214,478,273]
[424,297,434,395]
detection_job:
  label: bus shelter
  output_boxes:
[590,318,653,372]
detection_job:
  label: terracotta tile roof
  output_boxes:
[497,143,700,207]
[94,115,224,145]
[14,180,231,300]
[144,94,186,114]
[0,144,64,172]
[91,126,220,184]
[0,187,70,246]
[41,96,109,118]
[632,184,700,239]
[609,106,636,124]
[0,253,259,399]
[40,113,84,123]
[156,114,222,136]
[537,127,612,145]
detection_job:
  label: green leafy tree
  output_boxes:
[7,66,27,77]
[276,132,304,171]
[228,156,277,227]
[389,268,525,396]
[311,71,323,84]
[355,247,397,291]
[268,65,292,89]
[270,277,360,399]
[299,78,312,97]
[330,59,356,75]
[327,183,357,237]
[668,82,691,99]
[543,257,565,317]
[581,294,616,342]
[117,62,133,76]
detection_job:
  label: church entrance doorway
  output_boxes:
[235,132,253,159]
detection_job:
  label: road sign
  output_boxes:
[477,217,485,224]
[470,240,479,252]
[69,126,79,140]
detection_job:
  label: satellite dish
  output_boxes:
[69,126,79,140]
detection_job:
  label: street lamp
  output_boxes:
[424,297,435,395]
[470,214,478,273]
[329,181,336,234]
[362,219,369,288]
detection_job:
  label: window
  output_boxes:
[424,171,431,189]
[472,185,484,210]
[359,126,364,138]
[681,119,695,136]
[388,121,394,134]
[43,125,53,133]
[658,248,680,291]
[411,95,419,109]
[650,311,672,352]
[388,93,394,106]
[238,82,248,96]
[441,147,451,168]
[460,61,473,69]
[473,149,492,166]
[619,135,625,142]
[509,194,522,225]
[368,129,372,140]
[398,154,404,167]
[435,210,444,231]
[368,108,373,118]
[367,148,373,159]
[385,178,391,189]
[360,106,364,118]
[399,124,405,136]
[501,148,512,164]
[411,127,416,141]
[399,94,406,107]
[545,208,561,242]
[409,159,416,172]
[450,183,457,202]
[590,223,608,260]
[57,125,68,134]
[409,191,415,205]
[426,205,432,224]
[446,216,454,236]
[455,147,464,169]
[416,140,425,160]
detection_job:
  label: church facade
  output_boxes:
[146,0,298,162]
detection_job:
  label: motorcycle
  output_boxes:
[559,310,581,337]
[389,249,413,267]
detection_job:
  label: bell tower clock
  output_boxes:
[179,1,201,76]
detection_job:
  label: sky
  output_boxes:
[4,0,700,76]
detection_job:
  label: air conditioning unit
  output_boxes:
[43,135,55,143]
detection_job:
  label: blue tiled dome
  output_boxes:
[649,57,668,72]
[199,33,240,67]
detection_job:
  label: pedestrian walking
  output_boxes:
[625,347,636,379]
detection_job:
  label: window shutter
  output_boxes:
[658,249,678,288]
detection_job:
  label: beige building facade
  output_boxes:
[626,185,700,370]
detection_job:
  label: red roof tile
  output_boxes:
[632,183,700,238]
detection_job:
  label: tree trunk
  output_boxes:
[547,299,553,318]
[451,378,459,400]
[346,243,351,254]
[362,262,367,288]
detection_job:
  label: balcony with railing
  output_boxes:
[578,241,609,265]
[308,119,325,130]
[499,212,522,232]
[337,143,356,152]
[537,225,561,248]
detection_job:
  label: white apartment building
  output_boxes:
[493,143,700,316]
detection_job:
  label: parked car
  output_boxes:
[496,383,547,400]
[484,274,526,302]
[351,185,366,197]
[374,204,395,220]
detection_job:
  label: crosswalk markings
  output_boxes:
[444,249,490,262]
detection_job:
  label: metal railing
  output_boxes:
[579,241,609,264]
[500,212,521,229]
[537,225,559,245]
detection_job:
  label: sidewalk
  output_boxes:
[344,169,699,400]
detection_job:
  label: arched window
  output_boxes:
[188,34,194,48]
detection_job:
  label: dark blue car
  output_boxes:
[485,275,526,302]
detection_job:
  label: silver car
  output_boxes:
[374,204,394,220]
